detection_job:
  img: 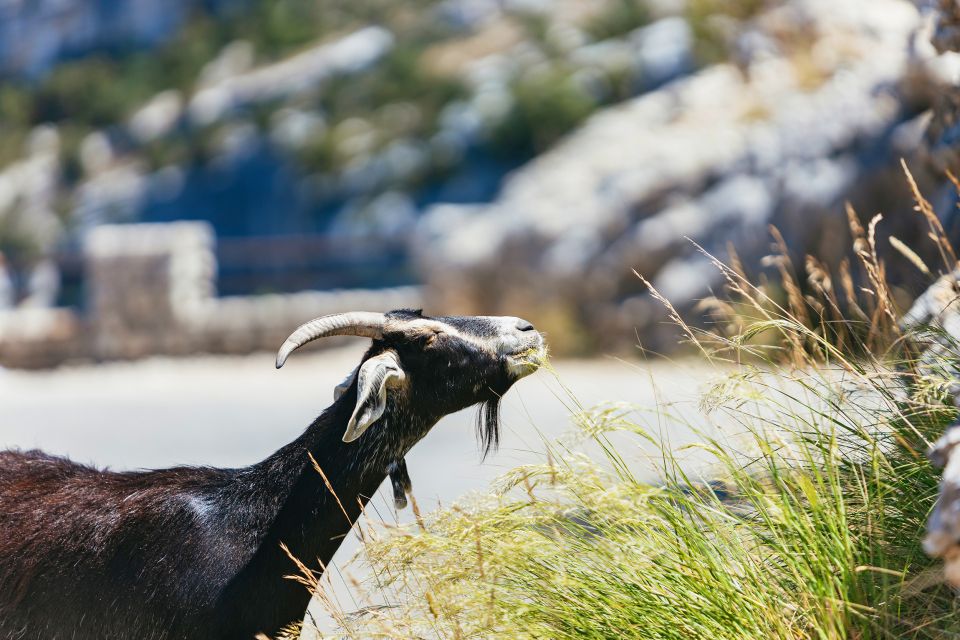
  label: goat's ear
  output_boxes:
[344,351,406,443]
[334,364,360,401]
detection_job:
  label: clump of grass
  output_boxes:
[323,374,956,638]
[290,167,960,639]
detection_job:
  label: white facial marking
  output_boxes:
[427,315,539,356]
[479,316,533,355]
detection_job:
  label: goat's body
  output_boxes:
[0,450,235,638]
[0,449,287,639]
[0,397,389,640]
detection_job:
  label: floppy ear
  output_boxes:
[334,364,360,401]
[343,350,407,443]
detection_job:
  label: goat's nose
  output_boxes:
[516,319,536,332]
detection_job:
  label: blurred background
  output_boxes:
[6,0,960,632]
[1,0,960,367]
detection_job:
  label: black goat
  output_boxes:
[0,309,545,639]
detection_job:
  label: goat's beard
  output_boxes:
[476,397,502,459]
[475,371,517,459]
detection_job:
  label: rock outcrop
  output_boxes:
[901,267,960,586]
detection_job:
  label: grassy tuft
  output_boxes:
[289,168,960,639]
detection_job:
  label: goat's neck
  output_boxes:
[216,389,434,633]
[253,394,424,555]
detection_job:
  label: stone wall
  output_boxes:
[85,222,216,360]
[0,222,422,368]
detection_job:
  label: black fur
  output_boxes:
[387,459,411,509]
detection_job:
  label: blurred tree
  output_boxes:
[491,69,596,157]
[586,0,650,41]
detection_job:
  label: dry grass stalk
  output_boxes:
[889,235,932,277]
[635,270,706,354]
[769,226,812,329]
[904,160,957,271]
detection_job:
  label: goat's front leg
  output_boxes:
[386,458,411,510]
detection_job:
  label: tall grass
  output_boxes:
[291,168,960,639]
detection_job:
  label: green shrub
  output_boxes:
[490,68,596,157]
[686,0,771,65]
[585,0,650,42]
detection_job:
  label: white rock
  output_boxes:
[129,90,183,143]
[631,17,694,86]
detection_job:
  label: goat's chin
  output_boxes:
[505,345,547,379]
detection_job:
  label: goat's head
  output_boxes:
[276,309,546,454]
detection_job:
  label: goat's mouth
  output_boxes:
[505,342,548,378]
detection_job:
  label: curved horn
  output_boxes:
[276,312,385,368]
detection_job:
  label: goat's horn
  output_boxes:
[276,312,386,368]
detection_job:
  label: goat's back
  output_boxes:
[0,449,242,640]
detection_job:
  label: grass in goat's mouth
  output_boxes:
[510,344,549,367]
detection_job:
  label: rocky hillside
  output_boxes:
[0,0,709,255]
[2,0,959,355]
[415,0,960,352]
